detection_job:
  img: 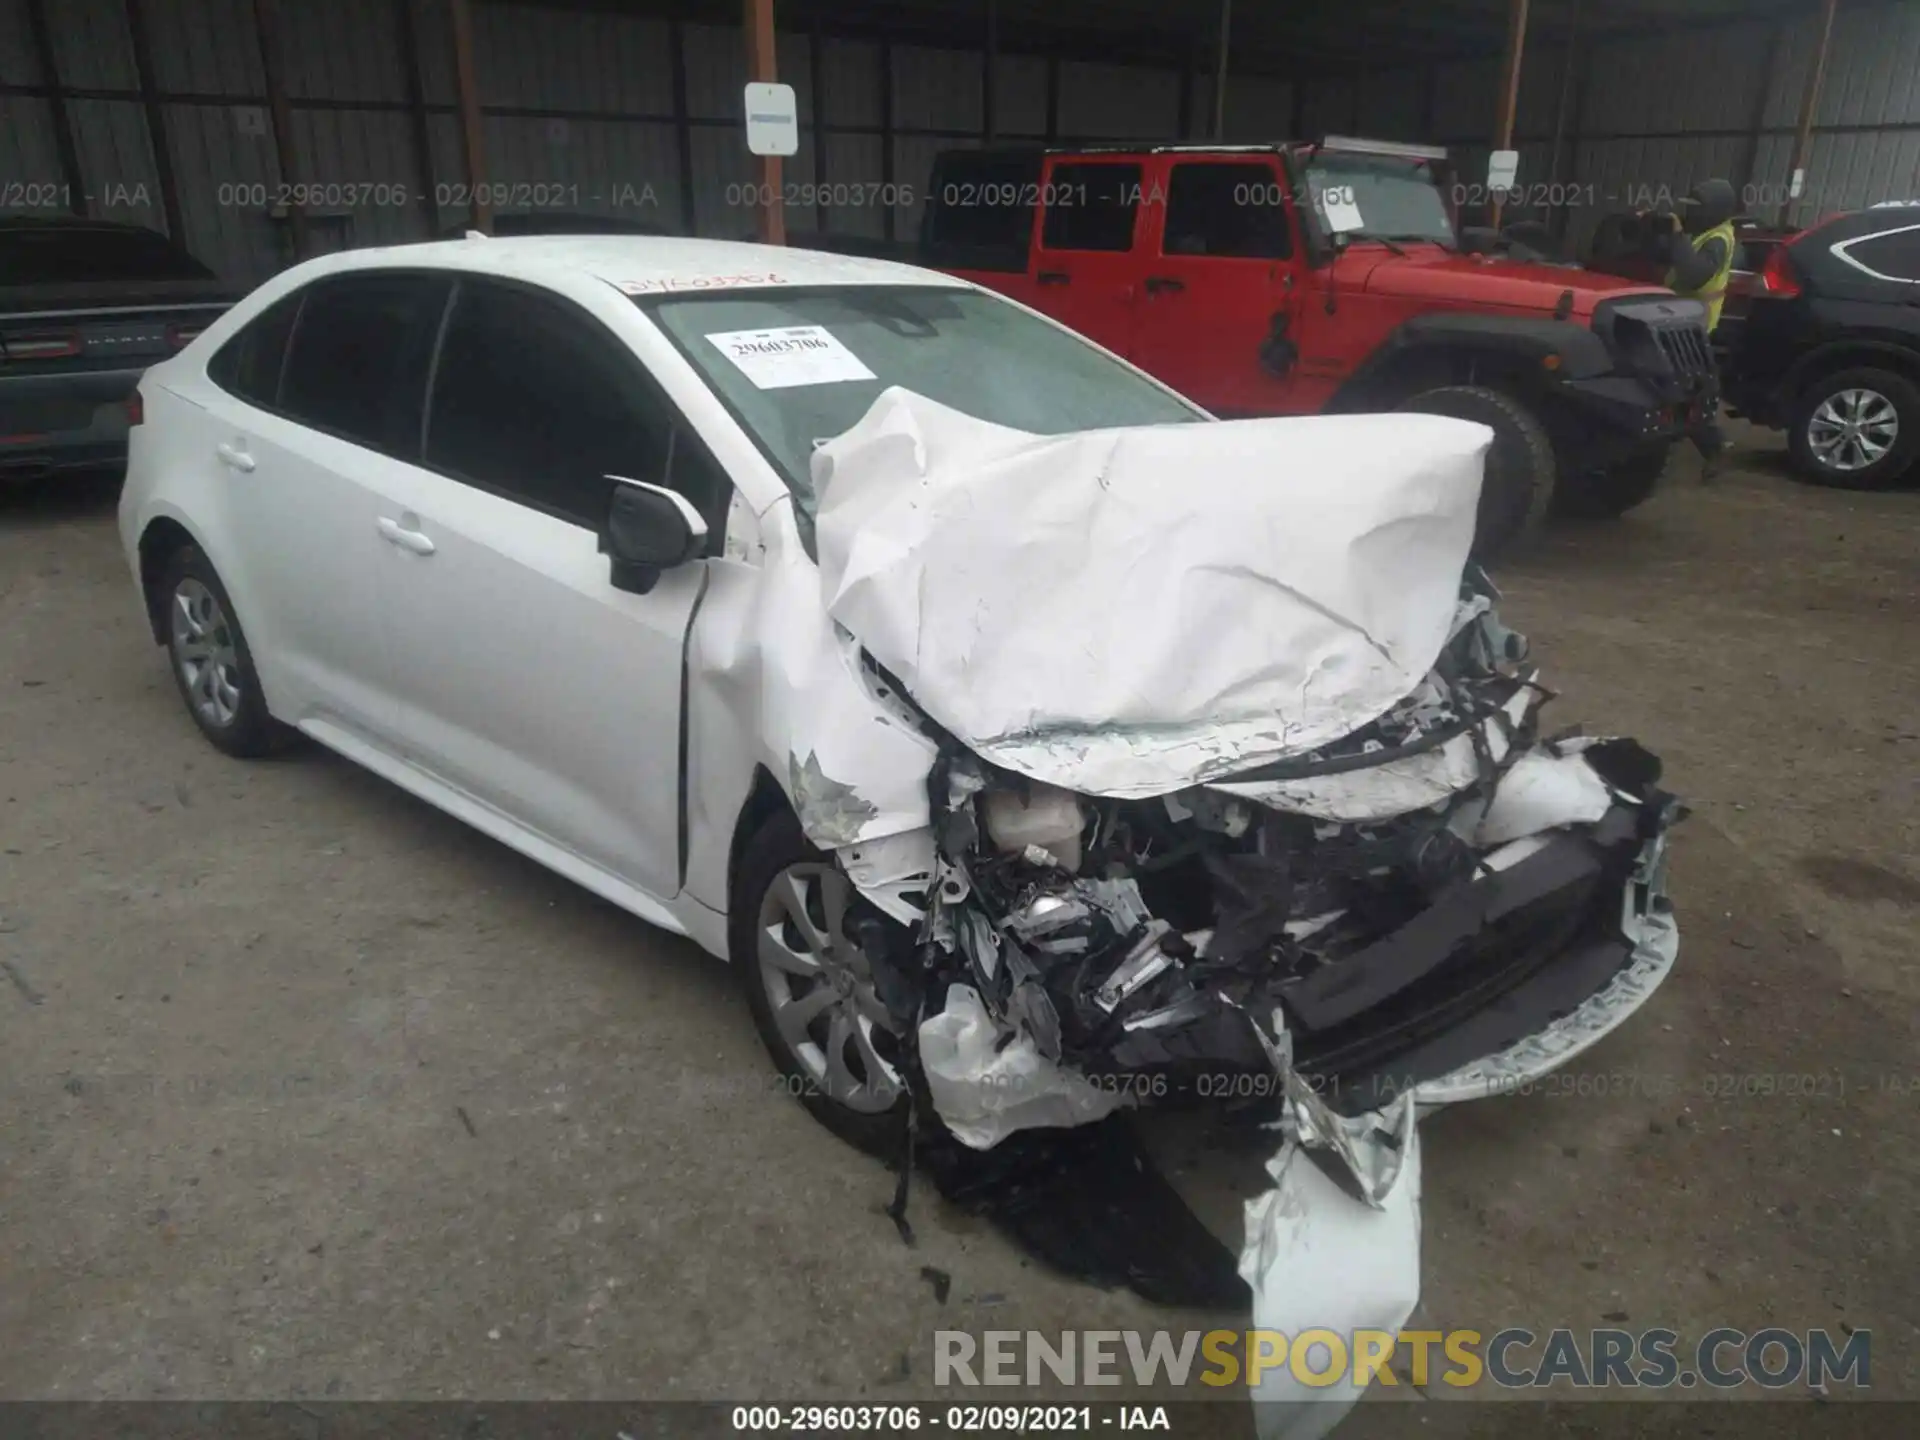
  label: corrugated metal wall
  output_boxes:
[12,0,1920,285]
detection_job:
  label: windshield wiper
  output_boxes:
[1342,231,1409,257]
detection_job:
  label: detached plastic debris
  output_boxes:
[1241,1122,1424,1440]
[918,984,1122,1149]
[1474,747,1615,846]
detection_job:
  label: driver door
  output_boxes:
[369,276,725,900]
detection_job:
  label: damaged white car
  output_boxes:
[121,238,1679,1419]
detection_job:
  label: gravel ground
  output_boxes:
[1,427,1915,1426]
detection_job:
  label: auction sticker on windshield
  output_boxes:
[1320,183,1364,234]
[705,325,876,389]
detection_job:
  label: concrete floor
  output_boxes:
[2,429,1916,1420]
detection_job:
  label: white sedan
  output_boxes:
[119,235,1678,1194]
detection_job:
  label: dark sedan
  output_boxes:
[2,218,236,482]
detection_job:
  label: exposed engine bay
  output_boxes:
[845,570,1681,1153]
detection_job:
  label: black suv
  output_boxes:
[1723,204,1920,488]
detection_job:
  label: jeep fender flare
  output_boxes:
[1329,313,1613,412]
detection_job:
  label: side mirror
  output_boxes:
[599,476,707,595]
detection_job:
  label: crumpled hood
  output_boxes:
[810,388,1492,798]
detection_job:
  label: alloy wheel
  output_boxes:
[171,577,243,728]
[755,862,903,1114]
[1808,388,1899,472]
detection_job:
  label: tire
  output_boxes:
[1557,447,1669,519]
[1395,384,1555,560]
[731,808,909,1157]
[1788,366,1920,489]
[157,543,283,758]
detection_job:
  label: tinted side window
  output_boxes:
[924,151,1044,251]
[1163,163,1292,259]
[1840,228,1920,282]
[207,292,302,408]
[425,280,670,526]
[279,274,448,454]
[1041,163,1143,253]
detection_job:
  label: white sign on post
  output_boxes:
[1790,167,1806,199]
[744,82,799,157]
[1488,149,1520,196]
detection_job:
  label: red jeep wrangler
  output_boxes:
[912,136,1722,557]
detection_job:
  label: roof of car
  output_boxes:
[301,233,967,297]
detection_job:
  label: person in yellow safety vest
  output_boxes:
[1657,178,1739,332]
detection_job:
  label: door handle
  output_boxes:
[377,515,436,556]
[1144,275,1186,295]
[1036,270,1071,285]
[215,441,255,472]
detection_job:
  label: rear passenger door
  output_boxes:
[370,275,724,901]
[1128,155,1305,415]
[1028,157,1149,354]
[198,273,447,744]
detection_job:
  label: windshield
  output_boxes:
[642,286,1203,516]
[1304,154,1456,248]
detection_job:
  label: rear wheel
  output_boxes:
[1395,384,1555,560]
[158,544,283,758]
[731,809,908,1156]
[1789,367,1920,489]
[1557,447,1669,519]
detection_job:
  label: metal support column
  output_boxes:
[123,0,186,241]
[24,0,86,214]
[253,0,309,259]
[1735,19,1788,206]
[982,0,997,143]
[1781,0,1839,227]
[1210,0,1232,140]
[394,0,439,235]
[448,0,490,232]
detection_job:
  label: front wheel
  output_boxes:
[1395,385,1555,560]
[731,809,909,1156]
[1789,367,1920,489]
[1557,447,1669,519]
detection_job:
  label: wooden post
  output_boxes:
[24,0,86,215]
[1781,0,1839,227]
[1210,0,1232,140]
[448,0,490,233]
[744,0,784,245]
[1488,0,1530,231]
[123,0,186,241]
[252,0,309,259]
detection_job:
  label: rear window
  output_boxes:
[922,151,1044,268]
[208,293,303,408]
[0,225,213,284]
[278,274,449,454]
[1835,225,1920,283]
